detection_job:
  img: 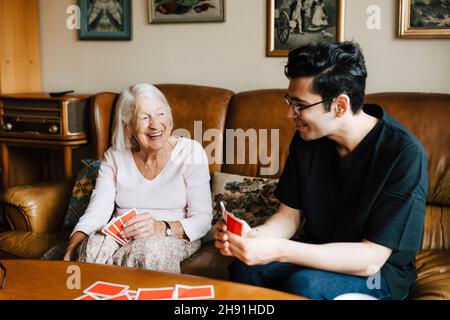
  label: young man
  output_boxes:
[214,42,428,300]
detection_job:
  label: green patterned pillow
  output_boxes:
[61,159,101,231]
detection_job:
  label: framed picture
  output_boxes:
[267,0,346,57]
[399,0,450,38]
[148,0,225,24]
[78,0,132,40]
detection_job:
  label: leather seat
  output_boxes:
[0,231,69,259]
[410,251,450,300]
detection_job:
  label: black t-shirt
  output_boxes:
[274,104,428,300]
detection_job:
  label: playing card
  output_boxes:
[107,223,129,244]
[126,290,137,300]
[102,225,127,245]
[174,285,215,300]
[220,201,228,223]
[226,213,244,236]
[104,293,133,300]
[136,287,175,300]
[119,208,138,225]
[83,281,129,298]
[74,294,101,300]
[112,220,131,242]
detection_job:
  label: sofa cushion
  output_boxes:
[409,250,450,300]
[0,231,70,259]
[203,172,280,242]
[181,241,234,280]
[61,159,101,231]
[211,171,280,225]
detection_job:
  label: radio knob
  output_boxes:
[49,125,59,133]
[3,123,13,131]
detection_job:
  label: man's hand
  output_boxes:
[214,219,259,258]
[214,220,233,256]
[121,213,165,239]
[226,231,282,266]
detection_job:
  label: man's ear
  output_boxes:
[334,94,351,118]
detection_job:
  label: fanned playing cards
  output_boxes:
[101,208,138,245]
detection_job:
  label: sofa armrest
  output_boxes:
[2,180,73,233]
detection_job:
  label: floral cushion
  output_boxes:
[61,159,101,231]
[203,172,280,242]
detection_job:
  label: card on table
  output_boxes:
[74,293,101,301]
[136,287,175,300]
[174,285,215,300]
[126,290,137,300]
[83,281,129,298]
[104,293,133,300]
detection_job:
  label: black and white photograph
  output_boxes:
[267,0,345,57]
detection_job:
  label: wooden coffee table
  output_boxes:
[0,260,305,300]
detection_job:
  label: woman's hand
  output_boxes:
[64,231,87,261]
[121,213,165,240]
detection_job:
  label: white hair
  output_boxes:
[111,84,173,151]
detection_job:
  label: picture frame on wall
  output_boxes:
[78,0,132,40]
[267,0,346,57]
[399,0,450,38]
[148,0,225,24]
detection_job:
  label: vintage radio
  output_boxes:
[0,93,91,140]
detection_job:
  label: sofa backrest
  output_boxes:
[222,89,295,178]
[365,93,450,251]
[90,87,449,251]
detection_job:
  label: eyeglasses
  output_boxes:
[284,94,334,115]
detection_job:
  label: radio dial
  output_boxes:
[49,125,58,133]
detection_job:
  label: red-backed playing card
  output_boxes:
[226,212,244,236]
[126,290,137,300]
[136,287,175,300]
[112,219,131,242]
[174,285,215,300]
[107,224,129,244]
[74,294,101,300]
[102,229,126,246]
[83,281,129,298]
[119,208,138,225]
[104,293,132,300]
[102,224,127,245]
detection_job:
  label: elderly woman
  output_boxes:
[63,84,212,273]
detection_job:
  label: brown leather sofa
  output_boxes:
[0,85,449,300]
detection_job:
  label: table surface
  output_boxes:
[0,260,305,300]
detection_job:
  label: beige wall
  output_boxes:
[39,0,450,94]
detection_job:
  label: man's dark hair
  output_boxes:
[285,41,367,114]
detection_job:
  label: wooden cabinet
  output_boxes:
[0,0,41,94]
[0,93,92,189]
